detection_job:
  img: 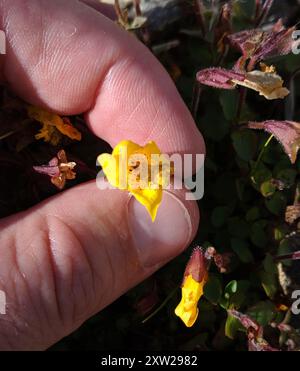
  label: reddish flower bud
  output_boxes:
[175,247,209,327]
[196,68,245,89]
[183,247,208,283]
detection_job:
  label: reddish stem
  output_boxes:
[275,251,300,262]
[191,82,202,119]
[255,0,274,27]
[134,0,142,17]
[194,0,206,37]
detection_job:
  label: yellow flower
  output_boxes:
[175,247,208,327]
[98,140,172,222]
[35,123,62,146]
[28,106,82,145]
[276,304,289,312]
[175,274,207,327]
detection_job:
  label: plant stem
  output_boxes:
[134,0,142,16]
[114,0,126,24]
[251,134,274,182]
[0,130,16,140]
[194,0,206,37]
[255,0,274,27]
[142,286,178,324]
[191,82,202,119]
[254,0,262,21]
[275,251,300,262]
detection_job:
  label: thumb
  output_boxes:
[0,182,198,350]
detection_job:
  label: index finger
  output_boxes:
[1,0,205,155]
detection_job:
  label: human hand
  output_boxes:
[0,0,204,350]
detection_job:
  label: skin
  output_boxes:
[0,0,205,350]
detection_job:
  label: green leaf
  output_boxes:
[260,180,276,198]
[263,254,277,274]
[225,314,242,340]
[225,280,238,298]
[213,174,237,203]
[232,130,257,162]
[231,238,254,264]
[230,281,250,308]
[278,239,293,267]
[235,178,248,201]
[251,221,268,248]
[251,162,272,188]
[262,255,278,299]
[220,280,249,310]
[204,275,223,304]
[273,158,292,174]
[276,169,297,187]
[211,206,231,228]
[265,192,287,216]
[247,301,276,326]
[273,226,287,242]
[221,281,237,309]
[261,271,278,299]
[200,98,230,142]
[220,90,238,121]
[234,0,256,17]
[228,217,250,238]
[197,301,217,330]
[246,207,261,222]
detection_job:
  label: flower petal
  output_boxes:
[175,274,206,327]
[175,298,199,328]
[59,117,82,141]
[98,140,164,221]
[112,140,141,157]
[130,188,162,222]
[197,67,289,100]
[232,70,289,100]
[197,67,245,89]
[97,153,120,188]
[143,141,161,155]
[248,120,300,163]
[28,106,81,141]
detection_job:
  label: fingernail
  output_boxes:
[128,192,192,268]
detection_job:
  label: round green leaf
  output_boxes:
[260,180,276,198]
[224,280,238,299]
[247,301,276,326]
[265,192,287,216]
[246,207,261,222]
[211,206,231,228]
[232,130,257,162]
[220,90,238,121]
[204,275,223,304]
[231,238,254,264]
[251,221,268,248]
